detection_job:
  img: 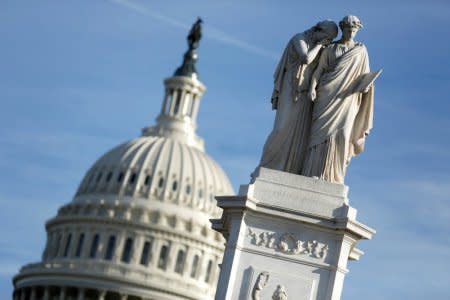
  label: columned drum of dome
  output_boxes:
[13,19,233,300]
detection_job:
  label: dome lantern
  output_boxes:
[143,18,206,151]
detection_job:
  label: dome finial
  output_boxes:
[174,17,203,78]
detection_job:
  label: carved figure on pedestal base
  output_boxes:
[272,285,288,300]
[252,272,270,300]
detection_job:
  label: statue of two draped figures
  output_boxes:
[258,15,381,184]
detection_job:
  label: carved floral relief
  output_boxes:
[247,228,328,259]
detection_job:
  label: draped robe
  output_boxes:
[259,31,318,173]
[302,43,374,183]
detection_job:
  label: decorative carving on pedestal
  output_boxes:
[251,271,288,300]
[272,285,288,300]
[252,271,269,300]
[247,229,328,259]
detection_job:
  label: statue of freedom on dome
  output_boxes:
[175,17,203,77]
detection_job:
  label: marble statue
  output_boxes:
[302,15,378,183]
[257,15,379,184]
[259,21,338,173]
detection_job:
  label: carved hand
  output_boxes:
[318,38,331,47]
[308,88,317,102]
[362,84,372,94]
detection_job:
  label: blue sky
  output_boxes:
[1,0,449,299]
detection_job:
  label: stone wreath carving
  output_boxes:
[247,229,328,259]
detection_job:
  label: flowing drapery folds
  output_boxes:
[302,43,374,183]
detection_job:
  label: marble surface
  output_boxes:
[212,168,375,300]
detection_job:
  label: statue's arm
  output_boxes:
[308,49,328,101]
[293,38,323,65]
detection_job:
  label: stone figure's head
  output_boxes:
[313,20,338,45]
[339,15,363,40]
[272,285,288,300]
[256,272,269,289]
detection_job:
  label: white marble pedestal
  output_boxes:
[211,167,375,300]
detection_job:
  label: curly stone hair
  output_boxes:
[339,15,363,30]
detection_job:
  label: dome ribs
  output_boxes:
[149,137,170,201]
[124,137,154,198]
[138,137,159,198]
[196,148,211,213]
[162,139,176,202]
[174,140,184,205]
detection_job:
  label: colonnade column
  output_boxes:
[59,287,66,300]
[197,252,207,281]
[183,247,194,280]
[213,256,221,286]
[181,91,191,116]
[120,294,128,300]
[99,290,107,300]
[131,235,144,265]
[169,90,178,115]
[98,233,107,259]
[166,243,177,271]
[81,231,92,258]
[42,287,49,300]
[149,239,161,268]
[161,89,170,114]
[29,288,36,300]
[190,96,200,122]
[113,232,125,264]
[177,90,187,116]
[19,289,26,300]
[77,288,85,300]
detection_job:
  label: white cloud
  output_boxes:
[110,0,188,30]
[109,0,278,60]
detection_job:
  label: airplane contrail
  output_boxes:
[109,0,278,61]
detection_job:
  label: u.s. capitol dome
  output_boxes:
[13,19,233,300]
